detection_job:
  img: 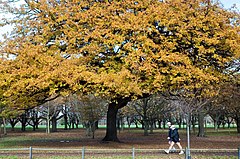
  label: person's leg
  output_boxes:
[165,142,175,154]
[176,142,182,150]
[176,142,184,154]
[169,140,176,152]
[169,141,175,150]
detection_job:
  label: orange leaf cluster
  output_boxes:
[0,0,239,108]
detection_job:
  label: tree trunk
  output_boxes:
[214,119,217,130]
[3,118,7,135]
[102,102,119,142]
[102,97,131,142]
[47,104,51,134]
[9,118,18,131]
[149,120,154,134]
[95,121,99,129]
[135,121,139,128]
[46,118,50,134]
[34,110,40,130]
[197,112,205,137]
[35,116,39,129]
[157,120,162,129]
[21,113,27,132]
[92,121,95,139]
[11,124,15,131]
[64,114,68,130]
[163,120,167,129]
[143,119,149,136]
[117,117,124,133]
[226,117,232,129]
[52,116,57,132]
[236,116,240,134]
[32,122,36,131]
[127,117,131,131]
[143,98,149,136]
[85,122,91,137]
[76,118,80,129]
[192,114,196,135]
[71,118,75,129]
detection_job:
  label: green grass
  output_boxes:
[0,157,18,159]
[0,136,46,148]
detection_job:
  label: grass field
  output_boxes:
[0,127,239,159]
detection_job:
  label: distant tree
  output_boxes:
[63,95,81,129]
[27,107,43,131]
[8,117,19,131]
[126,94,169,135]
[146,95,170,133]
[121,104,140,130]
[76,94,107,139]
[165,87,217,137]
[208,100,227,130]
[213,78,240,133]
[40,97,65,133]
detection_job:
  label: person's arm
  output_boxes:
[168,129,171,139]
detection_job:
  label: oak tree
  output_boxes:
[0,0,239,141]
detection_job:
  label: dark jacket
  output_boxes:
[170,127,180,143]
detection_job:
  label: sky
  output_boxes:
[0,0,240,40]
[220,0,240,9]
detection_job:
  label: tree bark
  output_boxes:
[64,114,68,130]
[102,102,119,142]
[52,116,57,132]
[143,98,149,136]
[21,113,27,132]
[102,97,131,142]
[3,118,7,135]
[157,120,162,129]
[32,110,41,131]
[197,112,205,137]
[192,114,196,135]
[47,104,51,134]
[143,119,149,136]
[92,121,95,139]
[71,118,75,129]
[149,120,154,134]
[9,118,18,131]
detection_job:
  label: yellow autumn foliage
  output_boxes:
[0,0,239,109]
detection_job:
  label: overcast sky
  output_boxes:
[0,0,240,40]
[220,0,240,9]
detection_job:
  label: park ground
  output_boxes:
[0,127,240,159]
